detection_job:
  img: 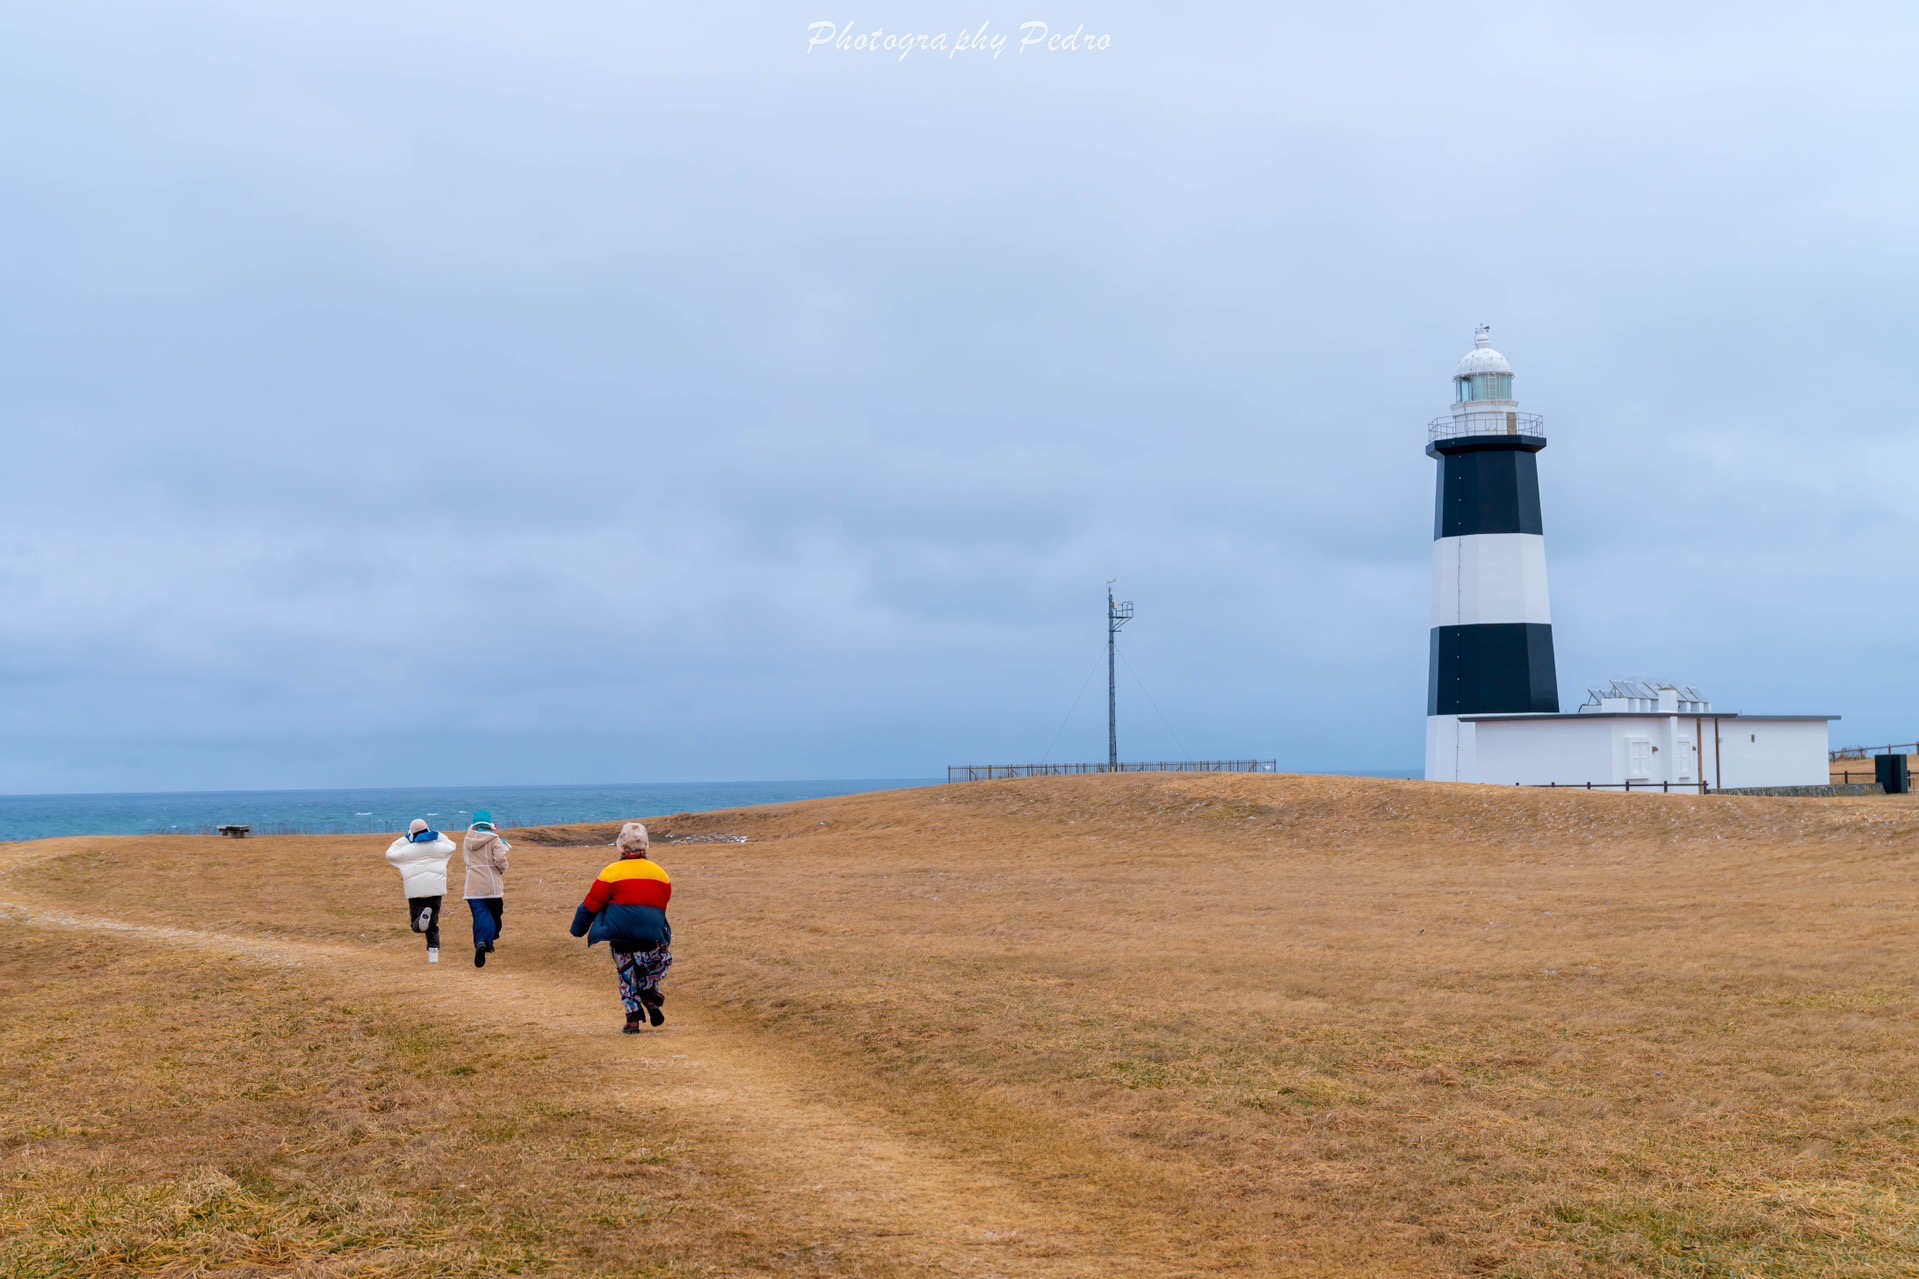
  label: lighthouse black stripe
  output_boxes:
[1426,623,1560,716]
[1433,448,1543,539]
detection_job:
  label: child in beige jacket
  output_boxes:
[462,810,511,968]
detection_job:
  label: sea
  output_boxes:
[0,769,1421,843]
[0,780,939,843]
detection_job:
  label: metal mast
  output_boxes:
[1106,581,1133,770]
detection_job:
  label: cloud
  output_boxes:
[0,1,1914,791]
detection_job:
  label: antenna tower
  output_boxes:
[1107,581,1134,769]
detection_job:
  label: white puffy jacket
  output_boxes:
[386,831,457,898]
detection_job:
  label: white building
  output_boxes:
[1465,680,1835,791]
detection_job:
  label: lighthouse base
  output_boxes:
[1425,715,1476,782]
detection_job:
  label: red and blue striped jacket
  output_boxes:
[570,856,672,949]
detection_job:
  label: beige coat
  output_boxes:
[461,827,511,899]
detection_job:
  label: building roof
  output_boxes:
[1455,324,1512,377]
[1458,712,1840,723]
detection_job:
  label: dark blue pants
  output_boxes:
[468,897,503,950]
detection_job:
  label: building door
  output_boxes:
[1626,736,1651,780]
[1675,737,1696,782]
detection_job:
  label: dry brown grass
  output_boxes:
[0,927,825,1277]
[6,774,1919,1276]
[0,910,989,1278]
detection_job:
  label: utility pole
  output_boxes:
[1107,581,1133,770]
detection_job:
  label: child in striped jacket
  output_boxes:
[570,822,673,1033]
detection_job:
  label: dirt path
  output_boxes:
[0,860,1162,1279]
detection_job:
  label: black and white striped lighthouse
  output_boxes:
[1425,326,1559,781]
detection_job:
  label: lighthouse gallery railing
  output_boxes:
[1428,411,1544,443]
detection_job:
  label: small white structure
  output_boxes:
[1463,680,1836,791]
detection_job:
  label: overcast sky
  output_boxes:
[1,2,1915,793]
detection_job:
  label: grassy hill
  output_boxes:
[5,774,1919,1276]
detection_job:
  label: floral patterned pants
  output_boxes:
[613,943,673,1016]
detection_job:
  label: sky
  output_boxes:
[1,2,1916,793]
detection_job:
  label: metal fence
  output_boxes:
[947,760,1276,783]
[1831,741,1918,761]
[1427,411,1544,444]
[1832,767,1897,785]
[1528,780,1888,795]
[1524,780,1708,793]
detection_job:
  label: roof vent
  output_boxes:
[1579,679,1711,715]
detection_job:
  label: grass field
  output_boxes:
[5,774,1919,1277]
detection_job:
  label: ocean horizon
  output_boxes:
[0,780,940,843]
[0,770,1422,843]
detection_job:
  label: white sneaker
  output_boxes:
[415,908,433,931]
[427,947,440,963]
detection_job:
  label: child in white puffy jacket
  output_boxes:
[385,818,457,963]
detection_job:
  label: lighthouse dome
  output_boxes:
[1453,325,1514,402]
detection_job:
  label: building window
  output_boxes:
[1450,370,1512,401]
[1455,372,1514,402]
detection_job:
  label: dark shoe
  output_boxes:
[622,1013,643,1035]
[485,939,496,952]
[640,988,663,1008]
[646,1003,664,1027]
[474,947,487,968]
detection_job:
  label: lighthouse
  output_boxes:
[1425,326,1559,781]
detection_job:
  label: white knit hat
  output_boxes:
[407,818,429,836]
[615,821,649,854]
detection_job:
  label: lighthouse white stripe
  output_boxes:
[1431,533,1552,627]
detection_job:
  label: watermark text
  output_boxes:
[805,20,1112,61]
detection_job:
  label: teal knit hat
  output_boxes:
[472,810,494,828]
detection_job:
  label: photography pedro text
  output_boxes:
[806,20,1112,60]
